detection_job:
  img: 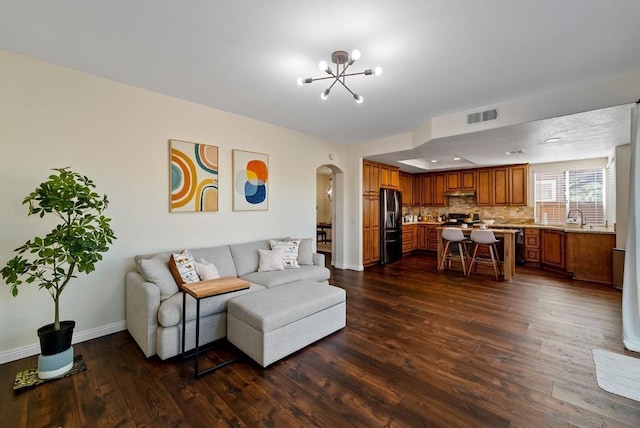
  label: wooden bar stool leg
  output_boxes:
[457,242,467,275]
[488,245,499,280]
[467,244,479,276]
[493,243,504,277]
[439,241,451,271]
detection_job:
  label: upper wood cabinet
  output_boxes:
[446,171,460,191]
[364,160,399,195]
[508,164,528,206]
[380,164,399,189]
[433,173,446,206]
[445,170,475,192]
[475,164,528,207]
[420,174,433,206]
[476,168,492,206]
[412,175,422,206]
[399,172,413,206]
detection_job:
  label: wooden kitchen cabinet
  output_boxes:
[420,174,433,206]
[363,195,380,265]
[417,224,428,249]
[492,167,509,206]
[446,170,476,191]
[380,164,399,189]
[362,160,380,196]
[476,168,492,206]
[400,172,413,206]
[541,229,566,270]
[427,225,439,251]
[402,224,416,254]
[508,164,528,206]
[524,228,540,264]
[566,232,616,284]
[446,171,460,191]
[433,173,446,206]
[461,170,476,190]
[475,164,528,206]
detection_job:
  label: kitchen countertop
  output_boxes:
[401,221,615,234]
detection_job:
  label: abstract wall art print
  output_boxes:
[170,139,219,212]
[232,149,269,211]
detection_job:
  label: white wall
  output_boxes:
[0,50,346,361]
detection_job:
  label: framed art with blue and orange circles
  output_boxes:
[170,139,219,212]
[232,149,268,211]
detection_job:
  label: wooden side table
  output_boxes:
[181,277,250,377]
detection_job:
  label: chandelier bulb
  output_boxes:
[318,60,330,73]
[374,67,382,76]
[321,89,330,100]
[354,93,363,104]
[350,49,361,61]
[296,77,304,86]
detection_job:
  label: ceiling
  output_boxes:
[1,1,640,167]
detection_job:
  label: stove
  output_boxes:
[443,213,479,226]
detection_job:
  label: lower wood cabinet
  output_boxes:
[417,225,428,250]
[566,232,616,284]
[402,224,416,254]
[524,228,540,264]
[541,229,566,270]
[363,195,380,266]
[427,225,439,251]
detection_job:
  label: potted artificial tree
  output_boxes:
[1,167,116,379]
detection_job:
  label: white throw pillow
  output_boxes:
[269,239,301,269]
[195,259,221,280]
[169,249,200,287]
[258,247,285,272]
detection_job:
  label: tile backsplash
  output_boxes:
[403,196,534,224]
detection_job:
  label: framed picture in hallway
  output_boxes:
[232,149,269,211]
[169,139,219,212]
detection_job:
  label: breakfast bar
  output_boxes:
[436,227,518,280]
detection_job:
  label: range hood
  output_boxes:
[443,190,476,197]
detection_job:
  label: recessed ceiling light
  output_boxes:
[430,159,438,163]
[505,150,524,155]
[544,137,561,143]
[452,157,461,161]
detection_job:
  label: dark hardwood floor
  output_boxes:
[2,252,639,427]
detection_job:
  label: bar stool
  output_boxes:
[317,228,327,243]
[438,228,469,275]
[467,229,503,280]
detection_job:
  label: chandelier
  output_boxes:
[297,49,381,103]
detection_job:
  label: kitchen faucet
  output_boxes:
[567,209,586,227]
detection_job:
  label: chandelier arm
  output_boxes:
[335,78,356,96]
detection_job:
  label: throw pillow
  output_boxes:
[195,259,221,280]
[169,249,200,288]
[269,239,301,269]
[136,254,179,300]
[258,247,285,272]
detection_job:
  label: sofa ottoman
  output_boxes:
[227,280,346,367]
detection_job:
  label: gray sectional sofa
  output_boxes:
[125,238,330,360]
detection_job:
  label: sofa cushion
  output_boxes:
[189,245,237,278]
[258,248,285,272]
[157,283,266,327]
[240,265,330,288]
[295,238,313,265]
[229,239,272,276]
[136,253,178,300]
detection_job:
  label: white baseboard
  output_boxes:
[0,321,127,365]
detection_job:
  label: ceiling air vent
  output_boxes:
[467,108,499,125]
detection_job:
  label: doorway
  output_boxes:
[316,166,333,254]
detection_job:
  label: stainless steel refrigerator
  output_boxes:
[380,188,402,264]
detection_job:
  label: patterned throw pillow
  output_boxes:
[258,247,285,272]
[195,259,221,280]
[168,249,199,288]
[269,239,301,269]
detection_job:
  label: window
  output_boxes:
[534,168,605,224]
